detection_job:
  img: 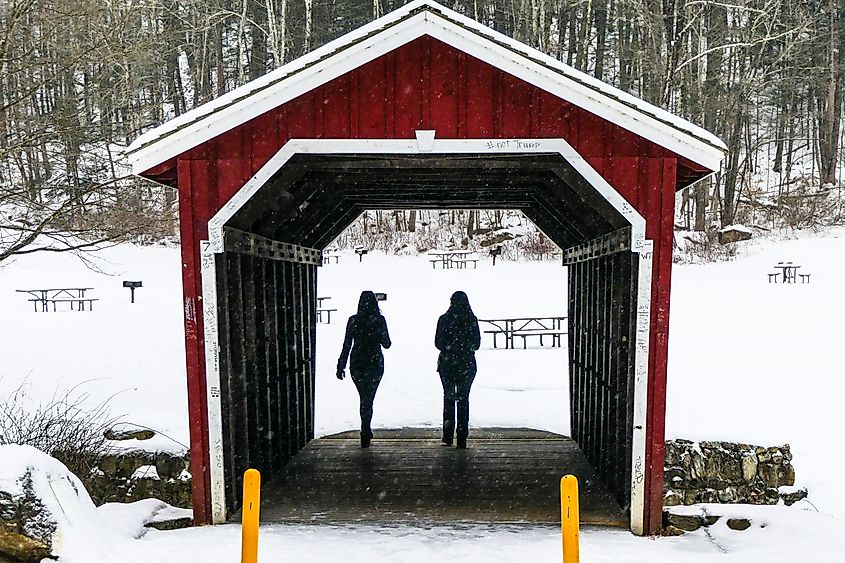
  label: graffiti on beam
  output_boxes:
[484,139,543,151]
[634,456,645,485]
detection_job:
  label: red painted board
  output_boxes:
[177,158,211,524]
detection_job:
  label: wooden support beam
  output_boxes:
[563,228,632,265]
[224,227,323,265]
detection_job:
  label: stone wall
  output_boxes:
[58,450,193,510]
[664,439,807,507]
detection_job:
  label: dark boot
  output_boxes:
[456,436,467,449]
[361,435,371,448]
[442,421,454,445]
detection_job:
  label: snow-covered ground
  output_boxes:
[0,243,188,454]
[48,508,845,563]
[1,227,844,560]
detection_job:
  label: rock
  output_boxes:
[777,463,795,487]
[665,467,685,481]
[0,445,101,563]
[665,438,806,508]
[779,487,808,506]
[104,428,156,441]
[741,453,758,483]
[664,446,680,467]
[758,463,779,487]
[115,453,154,479]
[718,487,737,503]
[664,490,683,507]
[666,513,704,532]
[661,525,685,536]
[703,515,720,526]
[690,451,705,480]
[155,454,186,480]
[726,518,751,531]
[697,488,719,504]
[0,528,53,563]
[144,517,193,531]
[764,488,780,505]
[718,225,752,244]
[720,458,743,483]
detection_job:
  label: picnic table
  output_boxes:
[16,288,98,312]
[317,296,336,324]
[478,316,567,349]
[767,262,809,284]
[428,250,479,269]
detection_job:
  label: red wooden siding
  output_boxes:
[157,35,695,532]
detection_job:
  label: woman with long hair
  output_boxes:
[435,291,481,449]
[337,291,392,448]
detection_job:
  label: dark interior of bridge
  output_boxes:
[211,153,639,524]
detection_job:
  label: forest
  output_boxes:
[1,0,843,261]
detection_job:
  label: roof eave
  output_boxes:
[129,1,726,176]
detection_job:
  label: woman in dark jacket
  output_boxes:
[337,291,391,448]
[435,291,481,449]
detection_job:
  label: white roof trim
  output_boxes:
[127,0,726,175]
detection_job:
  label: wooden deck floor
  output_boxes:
[255,428,627,526]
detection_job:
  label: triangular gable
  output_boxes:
[126,0,725,175]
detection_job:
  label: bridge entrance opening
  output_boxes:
[202,145,651,530]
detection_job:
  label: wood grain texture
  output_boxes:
[253,428,626,526]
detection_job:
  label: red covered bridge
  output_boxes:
[128,0,724,535]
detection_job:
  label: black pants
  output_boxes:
[351,369,382,439]
[439,367,476,441]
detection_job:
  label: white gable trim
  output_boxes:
[127,1,725,175]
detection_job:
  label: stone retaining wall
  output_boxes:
[664,439,807,507]
[63,450,193,509]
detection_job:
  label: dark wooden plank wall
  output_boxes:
[216,252,317,515]
[568,251,637,511]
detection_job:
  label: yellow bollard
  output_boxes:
[241,469,261,563]
[560,475,580,563]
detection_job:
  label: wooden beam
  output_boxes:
[224,227,323,265]
[563,228,632,265]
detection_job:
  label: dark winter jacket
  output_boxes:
[337,312,391,374]
[435,292,481,374]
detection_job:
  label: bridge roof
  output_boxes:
[126,0,725,174]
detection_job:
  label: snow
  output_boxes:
[666,227,845,518]
[0,444,109,556]
[2,227,845,560]
[314,253,569,438]
[719,224,753,234]
[0,243,188,455]
[50,511,845,562]
[130,465,160,481]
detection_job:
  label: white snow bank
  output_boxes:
[719,224,753,234]
[55,505,845,563]
[98,499,192,540]
[0,444,105,557]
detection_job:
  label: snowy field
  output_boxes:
[1,227,844,560]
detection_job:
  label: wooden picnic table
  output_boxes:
[478,316,567,349]
[770,262,801,283]
[16,288,97,312]
[428,250,477,269]
[317,296,336,324]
